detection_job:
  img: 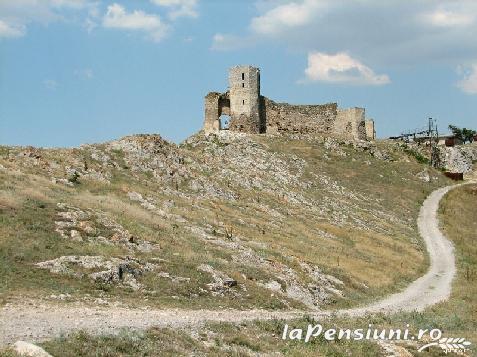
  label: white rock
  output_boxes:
[127,191,143,202]
[416,168,430,182]
[70,229,82,241]
[264,280,282,292]
[12,341,53,357]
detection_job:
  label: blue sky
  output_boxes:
[0,0,476,147]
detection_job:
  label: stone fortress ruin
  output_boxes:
[204,65,376,141]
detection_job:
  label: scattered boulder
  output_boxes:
[263,280,282,292]
[54,203,158,252]
[223,278,238,287]
[35,255,159,291]
[12,341,52,357]
[416,168,430,182]
[127,191,156,210]
[157,271,191,283]
[50,177,74,187]
[197,264,238,296]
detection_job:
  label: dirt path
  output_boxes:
[339,183,461,316]
[0,184,467,346]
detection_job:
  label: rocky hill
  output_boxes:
[0,132,455,311]
[438,143,477,174]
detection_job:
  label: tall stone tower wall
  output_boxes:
[228,66,262,133]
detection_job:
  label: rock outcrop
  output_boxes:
[12,341,52,357]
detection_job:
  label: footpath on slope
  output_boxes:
[0,183,470,346]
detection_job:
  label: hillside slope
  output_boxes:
[0,132,451,311]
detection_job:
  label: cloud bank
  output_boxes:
[0,0,199,42]
[212,0,477,90]
[0,0,97,38]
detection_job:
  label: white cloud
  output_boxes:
[0,0,97,38]
[44,79,58,90]
[423,10,474,27]
[102,3,168,42]
[421,1,476,28]
[151,0,198,19]
[250,0,327,35]
[456,64,477,94]
[0,19,25,38]
[304,52,390,86]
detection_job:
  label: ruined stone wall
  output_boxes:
[203,92,230,134]
[229,115,262,133]
[365,119,376,140]
[334,108,367,140]
[204,65,372,140]
[263,97,338,135]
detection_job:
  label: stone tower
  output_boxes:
[228,65,262,133]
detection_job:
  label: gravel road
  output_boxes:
[339,184,460,316]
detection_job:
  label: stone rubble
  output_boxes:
[439,145,477,173]
[416,168,431,182]
[55,202,158,252]
[12,341,52,357]
[189,224,344,308]
[197,264,238,296]
[35,255,158,291]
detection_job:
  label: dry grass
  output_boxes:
[2,140,475,357]
[0,135,453,311]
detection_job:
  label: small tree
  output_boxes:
[448,125,463,141]
[462,128,476,143]
[449,125,476,144]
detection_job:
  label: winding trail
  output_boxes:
[0,184,468,346]
[340,183,460,316]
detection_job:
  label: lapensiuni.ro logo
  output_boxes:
[282,324,472,354]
